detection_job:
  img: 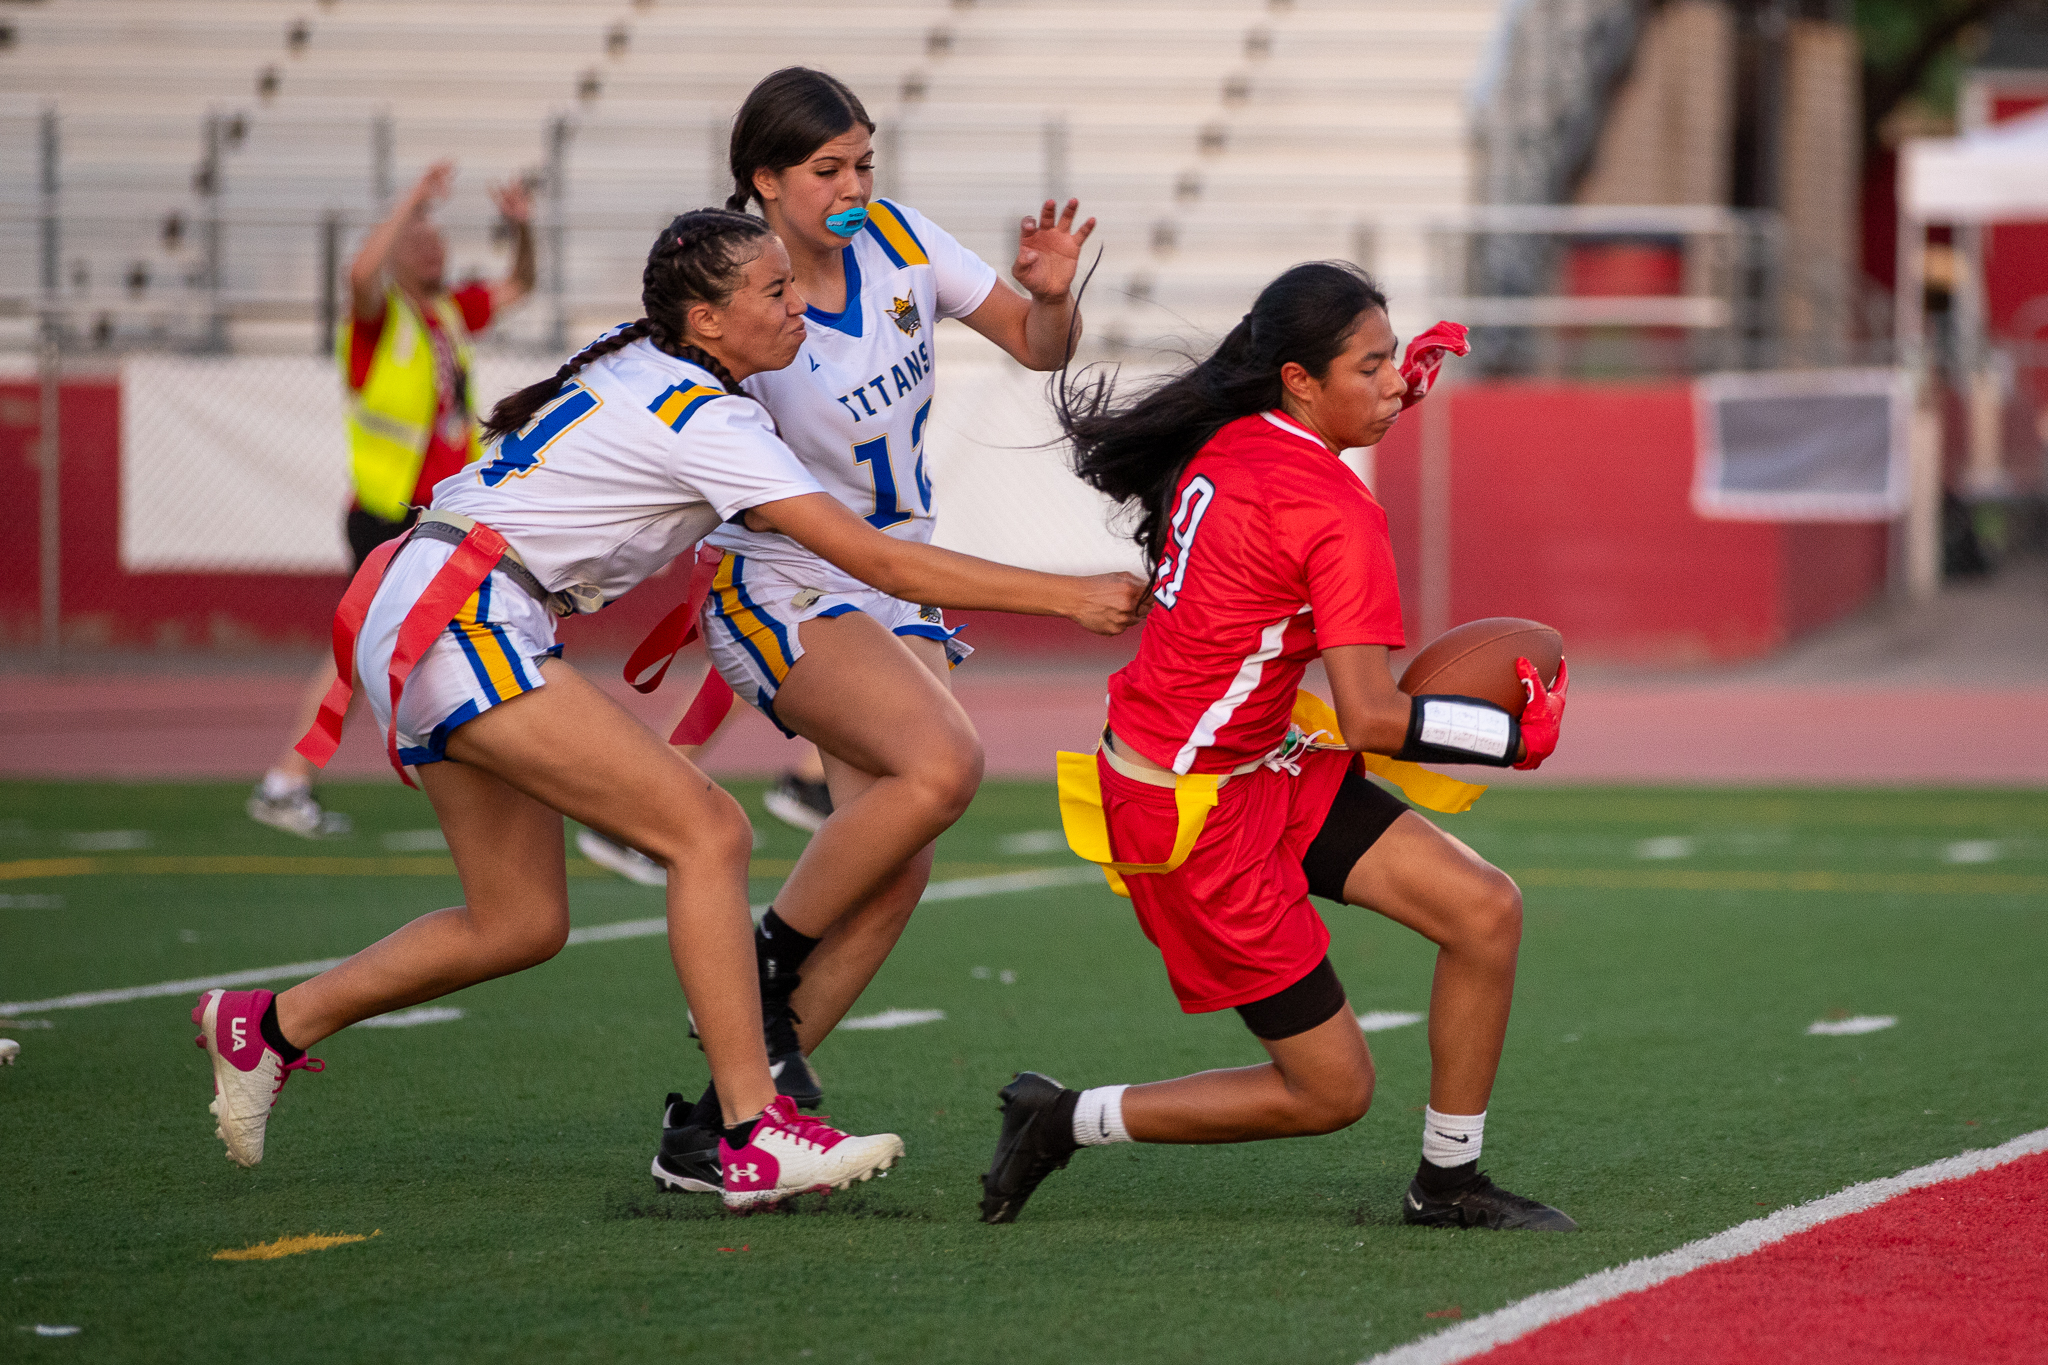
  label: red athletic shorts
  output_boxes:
[1100,747,1355,1014]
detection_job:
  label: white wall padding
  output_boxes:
[121,355,355,573]
[118,352,1146,577]
[924,357,1149,577]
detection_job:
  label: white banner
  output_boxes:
[118,350,1143,577]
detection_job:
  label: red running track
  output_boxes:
[3,667,2045,784]
[1474,1152,2048,1364]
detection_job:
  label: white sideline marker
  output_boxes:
[1806,1015,1897,1036]
[1357,1011,1425,1032]
[1358,1124,2048,1365]
[0,865,1108,1018]
[837,1009,946,1032]
[355,1006,464,1029]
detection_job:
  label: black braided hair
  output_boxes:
[481,209,771,442]
[726,67,874,213]
[1057,261,1387,569]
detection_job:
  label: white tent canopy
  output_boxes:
[1902,105,2048,223]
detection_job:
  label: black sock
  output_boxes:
[1046,1088,1082,1158]
[756,908,821,990]
[259,997,305,1064]
[722,1116,759,1149]
[1415,1156,1480,1197]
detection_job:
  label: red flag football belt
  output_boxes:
[621,545,735,746]
[294,517,540,787]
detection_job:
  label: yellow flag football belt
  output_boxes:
[1055,690,1489,898]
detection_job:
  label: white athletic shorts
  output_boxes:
[356,537,562,767]
[700,550,970,736]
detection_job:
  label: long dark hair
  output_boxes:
[481,209,771,442]
[726,67,875,213]
[1059,261,1388,568]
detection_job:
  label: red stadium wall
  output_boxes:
[1371,384,1889,663]
[3,378,1888,664]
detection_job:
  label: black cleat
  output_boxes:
[762,772,833,833]
[762,986,823,1111]
[652,1093,721,1194]
[978,1072,1078,1224]
[1401,1171,1578,1231]
[768,1046,823,1111]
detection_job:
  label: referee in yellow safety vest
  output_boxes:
[251,161,535,837]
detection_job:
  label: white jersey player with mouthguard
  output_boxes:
[707,200,997,595]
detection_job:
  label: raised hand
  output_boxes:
[488,178,532,226]
[1067,571,1147,636]
[1512,656,1567,770]
[405,161,456,217]
[1399,321,1471,409]
[1013,198,1097,301]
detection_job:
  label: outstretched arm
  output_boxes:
[745,491,1142,635]
[960,198,1096,371]
[348,162,451,320]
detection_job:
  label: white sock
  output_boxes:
[1421,1106,1484,1168]
[1072,1084,1132,1146]
[260,770,309,801]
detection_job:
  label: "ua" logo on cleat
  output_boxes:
[727,1162,761,1185]
[230,1019,248,1051]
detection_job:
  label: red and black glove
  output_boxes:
[1399,321,1471,409]
[1513,656,1568,770]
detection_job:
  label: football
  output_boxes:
[1398,618,1564,717]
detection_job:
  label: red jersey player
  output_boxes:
[979,262,1573,1231]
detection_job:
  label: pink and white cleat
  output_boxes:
[718,1095,904,1211]
[192,988,321,1168]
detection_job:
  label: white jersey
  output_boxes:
[430,339,824,606]
[707,199,1000,593]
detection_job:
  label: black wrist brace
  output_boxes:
[1394,695,1521,768]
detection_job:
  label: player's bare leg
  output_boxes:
[781,634,954,1046]
[1338,811,1521,1117]
[247,655,354,838]
[1333,810,1572,1229]
[270,659,776,1126]
[771,615,983,934]
[1119,1007,1375,1141]
[655,627,972,1185]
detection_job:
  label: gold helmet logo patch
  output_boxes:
[888,296,922,335]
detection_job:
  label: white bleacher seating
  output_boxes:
[1,0,1503,354]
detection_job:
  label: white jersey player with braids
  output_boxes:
[608,67,1106,1196]
[188,209,1141,1212]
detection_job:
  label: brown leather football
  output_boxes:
[1398,618,1564,718]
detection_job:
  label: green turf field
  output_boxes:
[3,780,2045,1363]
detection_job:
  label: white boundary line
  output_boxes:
[1362,1125,2048,1365]
[0,864,1105,1017]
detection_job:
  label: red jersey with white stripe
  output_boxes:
[1107,411,1406,774]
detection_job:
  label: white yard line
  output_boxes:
[0,864,1105,1017]
[1360,1125,2048,1365]
[838,1008,946,1031]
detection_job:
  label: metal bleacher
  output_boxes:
[1,0,1506,357]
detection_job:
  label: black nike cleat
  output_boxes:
[652,1093,721,1194]
[769,1049,823,1110]
[978,1072,1079,1224]
[1401,1171,1579,1231]
[761,986,823,1113]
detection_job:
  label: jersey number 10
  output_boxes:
[851,398,935,530]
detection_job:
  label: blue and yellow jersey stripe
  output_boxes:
[445,575,540,705]
[707,554,797,684]
[648,383,725,432]
[863,200,929,269]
